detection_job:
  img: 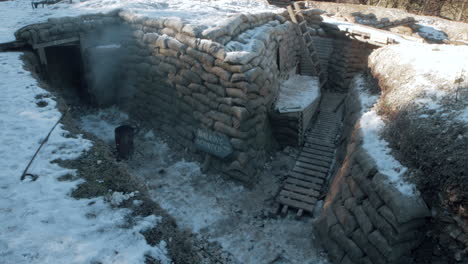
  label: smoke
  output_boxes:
[80,25,132,106]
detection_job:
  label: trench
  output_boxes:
[7,12,407,264]
[18,38,339,264]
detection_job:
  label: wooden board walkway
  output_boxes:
[277,92,346,217]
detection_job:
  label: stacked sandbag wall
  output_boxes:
[316,78,431,264]
[117,11,302,183]
[15,11,303,184]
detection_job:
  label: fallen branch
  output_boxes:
[20,108,69,181]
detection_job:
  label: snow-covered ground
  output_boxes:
[321,16,417,44]
[79,107,329,264]
[0,53,170,263]
[351,75,416,196]
[0,0,280,43]
[369,43,468,118]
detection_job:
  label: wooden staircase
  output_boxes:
[277,93,346,217]
[287,2,326,88]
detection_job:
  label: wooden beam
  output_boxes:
[33,36,79,49]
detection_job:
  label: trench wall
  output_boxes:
[15,11,303,184]
[316,78,431,264]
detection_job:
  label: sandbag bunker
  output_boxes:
[15,9,326,183]
[12,3,436,264]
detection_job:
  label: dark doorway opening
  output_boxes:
[44,44,91,104]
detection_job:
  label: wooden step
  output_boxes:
[297,156,331,168]
[303,143,334,153]
[280,190,317,204]
[299,151,334,163]
[295,161,329,174]
[285,177,322,190]
[293,166,327,178]
[302,147,335,157]
[289,171,325,185]
[283,183,320,197]
[305,138,336,148]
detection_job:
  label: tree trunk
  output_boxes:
[458,0,466,21]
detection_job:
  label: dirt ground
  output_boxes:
[76,105,330,264]
[21,52,239,264]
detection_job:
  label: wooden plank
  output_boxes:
[287,6,298,24]
[297,156,330,168]
[278,196,314,212]
[33,36,80,49]
[296,161,329,173]
[292,166,327,179]
[285,177,321,190]
[302,147,334,157]
[37,47,47,65]
[296,209,304,217]
[305,138,335,148]
[281,205,289,215]
[280,190,317,205]
[303,143,334,153]
[289,171,325,185]
[300,151,333,163]
[284,183,320,197]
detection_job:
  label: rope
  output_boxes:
[20,108,69,181]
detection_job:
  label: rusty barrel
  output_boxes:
[115,125,134,160]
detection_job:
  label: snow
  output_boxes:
[275,73,321,113]
[352,75,416,196]
[79,106,129,144]
[0,0,280,43]
[0,53,170,264]
[369,43,468,117]
[321,16,415,44]
[78,108,329,264]
[96,44,122,49]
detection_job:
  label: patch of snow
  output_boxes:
[0,0,280,43]
[80,113,329,264]
[96,44,121,49]
[225,20,279,52]
[275,74,321,113]
[369,43,468,117]
[79,106,129,144]
[456,107,468,123]
[108,191,138,206]
[321,16,414,44]
[352,75,416,196]
[0,53,170,264]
